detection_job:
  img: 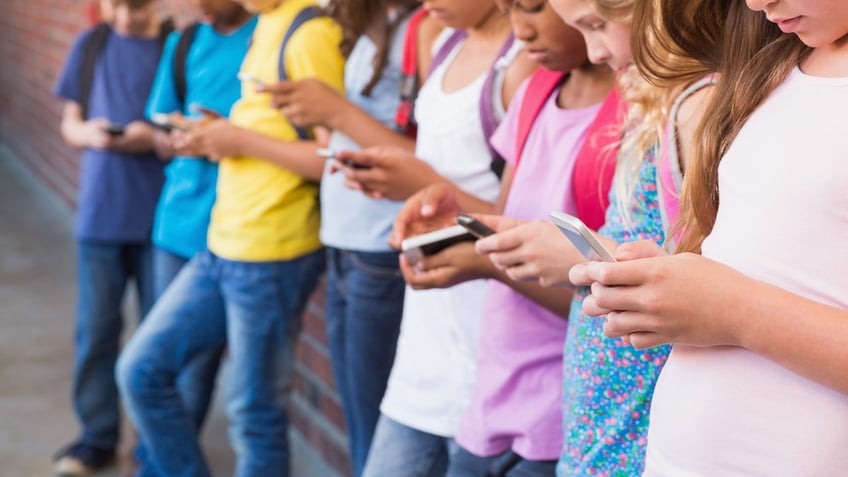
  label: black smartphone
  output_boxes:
[318,148,371,170]
[102,124,125,136]
[400,225,476,263]
[456,212,496,239]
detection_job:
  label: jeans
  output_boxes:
[117,249,325,477]
[325,248,405,476]
[446,445,557,477]
[131,247,223,474]
[362,414,453,477]
[74,240,154,450]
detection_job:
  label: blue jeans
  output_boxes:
[131,247,223,473]
[117,249,325,477]
[446,445,557,477]
[362,414,453,477]
[74,240,154,450]
[325,248,405,476]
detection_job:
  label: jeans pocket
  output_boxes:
[346,250,403,278]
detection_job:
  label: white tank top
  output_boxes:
[379,31,524,436]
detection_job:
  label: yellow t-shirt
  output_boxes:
[207,0,344,262]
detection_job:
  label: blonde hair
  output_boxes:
[589,0,673,225]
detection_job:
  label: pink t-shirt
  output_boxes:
[456,78,602,459]
[644,68,848,476]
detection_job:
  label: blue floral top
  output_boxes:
[557,147,671,477]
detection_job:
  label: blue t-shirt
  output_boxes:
[54,27,166,242]
[146,18,257,259]
[319,16,409,251]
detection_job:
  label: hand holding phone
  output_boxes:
[456,212,496,239]
[549,211,616,262]
[400,224,476,263]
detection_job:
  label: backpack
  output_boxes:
[425,30,516,179]
[78,19,175,119]
[395,7,430,138]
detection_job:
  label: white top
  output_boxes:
[644,67,848,477]
[379,32,521,436]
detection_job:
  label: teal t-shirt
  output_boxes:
[146,17,257,259]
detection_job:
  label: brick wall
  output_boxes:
[0,1,351,475]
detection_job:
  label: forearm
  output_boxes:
[237,129,324,181]
[60,118,87,148]
[333,102,416,151]
[735,280,848,395]
[491,266,574,318]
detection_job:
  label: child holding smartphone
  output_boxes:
[571,0,848,475]
[389,0,618,473]
[333,0,534,474]
[255,1,434,475]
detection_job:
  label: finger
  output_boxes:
[579,260,656,287]
[627,331,670,349]
[335,149,378,168]
[475,227,526,255]
[615,240,667,261]
[418,184,454,218]
[475,214,526,232]
[580,293,615,317]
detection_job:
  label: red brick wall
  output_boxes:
[0,1,351,475]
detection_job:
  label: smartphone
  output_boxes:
[237,72,267,87]
[400,224,476,263]
[319,148,371,170]
[549,211,617,262]
[151,113,187,133]
[188,103,223,119]
[102,123,125,136]
[456,212,495,239]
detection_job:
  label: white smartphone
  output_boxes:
[549,211,617,262]
[400,224,476,263]
[151,113,187,132]
[317,148,336,160]
[237,72,267,87]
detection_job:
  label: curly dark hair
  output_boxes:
[326,0,421,96]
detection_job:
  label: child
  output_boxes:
[471,0,725,474]
[389,0,617,474]
[132,0,256,473]
[115,0,344,475]
[52,0,167,473]
[258,1,433,475]
[571,0,848,475]
[333,1,534,475]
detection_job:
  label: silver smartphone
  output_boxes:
[400,224,475,263]
[237,72,267,87]
[549,211,617,262]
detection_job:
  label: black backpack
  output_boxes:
[77,19,175,118]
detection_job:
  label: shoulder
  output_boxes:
[675,84,715,131]
[286,15,342,48]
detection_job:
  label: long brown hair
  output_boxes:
[677,6,809,252]
[631,0,810,252]
[326,0,419,96]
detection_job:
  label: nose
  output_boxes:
[510,12,536,43]
[585,37,611,66]
[745,0,776,12]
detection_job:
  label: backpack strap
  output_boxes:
[394,7,430,137]
[513,68,565,173]
[657,74,718,248]
[172,22,200,108]
[278,6,325,140]
[78,22,112,119]
[158,18,176,45]
[426,29,468,77]
[572,87,625,231]
[480,33,515,179]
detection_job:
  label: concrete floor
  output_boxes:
[0,152,336,477]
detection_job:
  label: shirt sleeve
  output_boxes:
[283,18,346,94]
[145,31,182,119]
[489,77,531,166]
[53,30,93,104]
